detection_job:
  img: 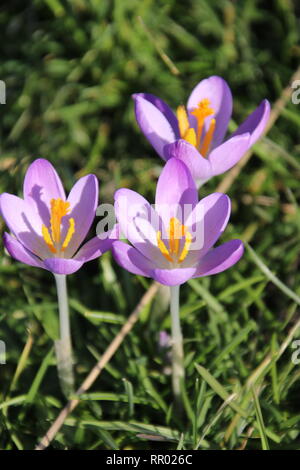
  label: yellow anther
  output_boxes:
[200,118,216,157]
[50,198,70,244]
[178,231,192,263]
[61,218,75,251]
[190,98,215,148]
[42,224,57,254]
[156,231,173,263]
[177,105,190,138]
[183,127,197,147]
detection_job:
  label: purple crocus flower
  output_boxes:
[112,158,244,286]
[0,159,114,275]
[133,75,270,185]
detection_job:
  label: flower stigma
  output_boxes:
[42,198,75,255]
[156,217,192,265]
[176,98,216,157]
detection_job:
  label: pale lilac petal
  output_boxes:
[208,133,250,176]
[155,158,198,227]
[43,258,84,275]
[3,232,44,269]
[133,93,179,137]
[134,95,177,159]
[182,193,231,267]
[0,193,50,258]
[187,76,232,149]
[62,174,98,258]
[163,140,212,183]
[114,188,161,240]
[23,158,66,225]
[74,235,114,262]
[193,240,244,277]
[230,99,270,147]
[153,267,197,286]
[112,241,156,277]
[127,216,170,267]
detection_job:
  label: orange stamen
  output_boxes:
[156,231,173,262]
[42,225,57,254]
[157,218,192,264]
[42,198,75,255]
[190,98,214,149]
[176,105,190,138]
[61,218,75,251]
[200,118,216,157]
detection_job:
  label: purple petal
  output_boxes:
[43,257,84,275]
[62,174,98,258]
[153,267,197,286]
[182,193,231,267]
[23,158,65,225]
[164,140,212,183]
[194,239,244,277]
[230,99,270,147]
[112,241,156,277]
[74,235,114,262]
[133,93,179,137]
[208,133,250,176]
[134,95,177,159]
[114,187,160,238]
[155,158,198,226]
[3,232,44,269]
[0,193,51,258]
[187,76,232,149]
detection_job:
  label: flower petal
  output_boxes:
[193,239,244,277]
[134,95,177,159]
[62,174,98,258]
[0,193,51,258]
[155,158,198,226]
[133,93,179,136]
[164,139,212,184]
[112,241,156,277]
[43,257,84,275]
[23,158,66,225]
[153,267,197,286]
[230,99,270,147]
[3,232,44,269]
[187,76,232,149]
[208,133,250,176]
[182,193,231,267]
[114,188,159,238]
[74,235,115,262]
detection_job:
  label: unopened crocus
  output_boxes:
[133,75,270,185]
[0,158,115,395]
[112,158,244,404]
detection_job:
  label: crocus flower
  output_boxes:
[112,157,244,286]
[133,75,270,185]
[0,158,114,275]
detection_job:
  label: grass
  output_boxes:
[0,0,300,450]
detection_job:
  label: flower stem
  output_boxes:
[170,284,184,408]
[54,274,74,397]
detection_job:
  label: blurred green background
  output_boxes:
[1,0,300,450]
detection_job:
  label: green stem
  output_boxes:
[54,274,74,397]
[170,285,184,407]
